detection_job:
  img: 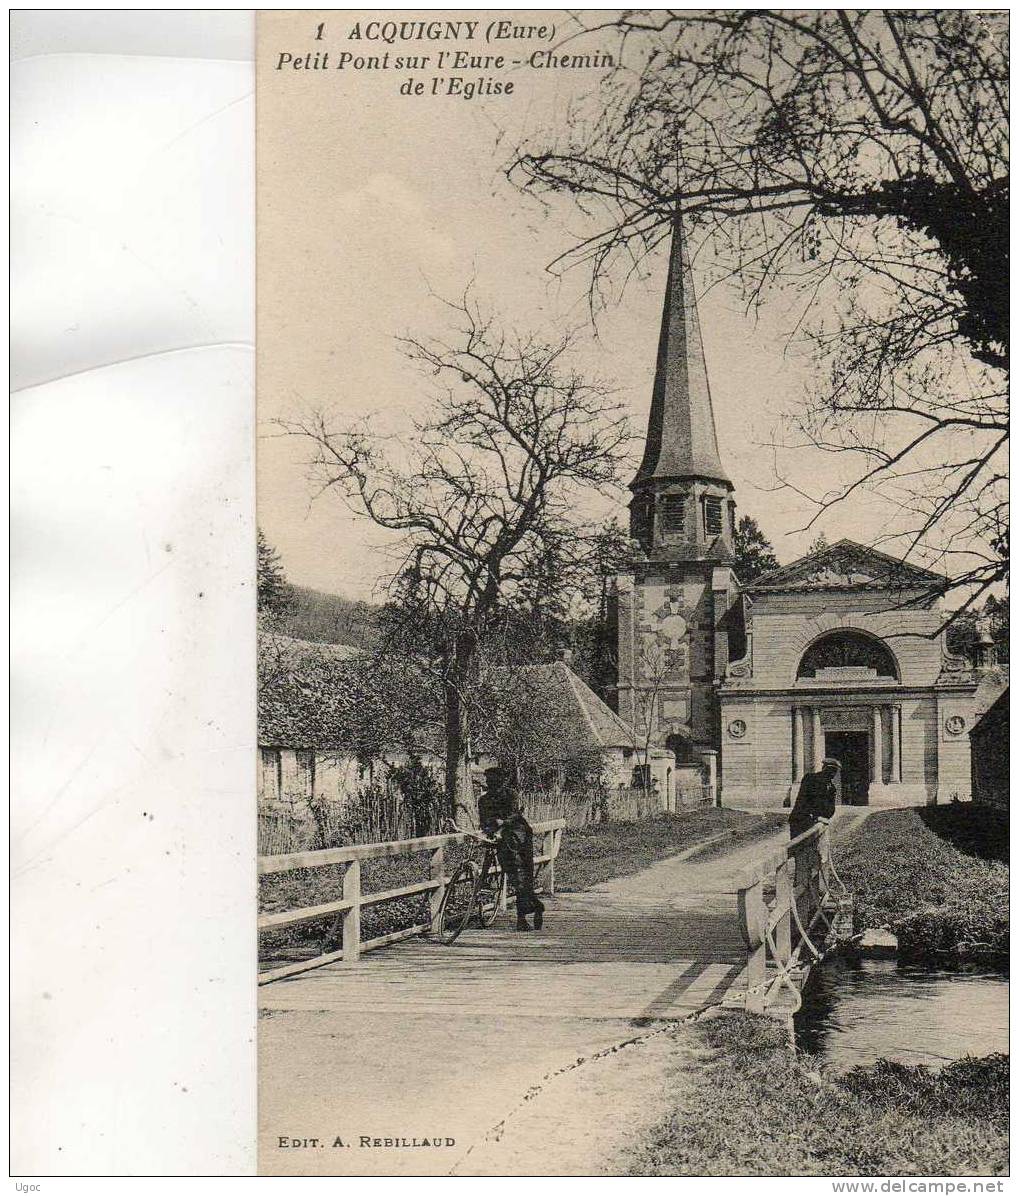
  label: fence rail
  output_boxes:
[258,819,565,986]
[728,823,852,1015]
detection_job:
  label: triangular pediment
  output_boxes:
[748,539,944,593]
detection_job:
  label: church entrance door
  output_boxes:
[824,731,870,805]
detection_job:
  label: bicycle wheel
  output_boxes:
[436,861,478,945]
[476,863,501,928]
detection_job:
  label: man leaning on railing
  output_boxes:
[788,757,840,839]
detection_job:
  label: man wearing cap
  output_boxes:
[478,766,545,931]
[789,757,841,839]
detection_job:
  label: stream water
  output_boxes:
[794,956,1009,1071]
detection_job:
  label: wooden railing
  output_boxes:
[258,819,565,986]
[730,823,852,1015]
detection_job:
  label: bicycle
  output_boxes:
[434,826,504,945]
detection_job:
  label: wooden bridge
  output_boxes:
[258,816,852,1175]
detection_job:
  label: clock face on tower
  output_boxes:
[660,610,688,647]
[653,596,689,648]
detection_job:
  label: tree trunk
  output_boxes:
[443,642,477,825]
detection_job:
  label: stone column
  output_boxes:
[702,749,718,807]
[889,704,901,784]
[792,707,805,783]
[811,707,823,770]
[871,706,883,785]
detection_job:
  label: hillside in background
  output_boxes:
[279,585,382,648]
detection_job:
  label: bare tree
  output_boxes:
[276,297,631,817]
[629,640,671,790]
[510,11,1008,611]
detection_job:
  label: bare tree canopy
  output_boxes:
[511,10,1008,609]
[276,296,632,812]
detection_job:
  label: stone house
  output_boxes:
[257,640,680,812]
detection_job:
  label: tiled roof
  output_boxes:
[485,661,633,752]
[259,637,633,758]
[258,634,363,750]
[972,669,1009,723]
[971,686,1008,737]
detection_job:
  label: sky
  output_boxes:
[256,11,945,603]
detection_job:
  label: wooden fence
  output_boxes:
[258,819,566,986]
[728,823,852,1015]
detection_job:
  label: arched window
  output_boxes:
[666,732,694,764]
[797,631,899,681]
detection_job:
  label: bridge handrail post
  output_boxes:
[737,877,768,1013]
[545,827,558,896]
[774,857,793,965]
[342,858,361,963]
[428,844,445,933]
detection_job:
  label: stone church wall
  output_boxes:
[613,564,731,751]
[718,693,944,806]
[936,692,978,801]
[748,602,943,689]
[717,696,790,803]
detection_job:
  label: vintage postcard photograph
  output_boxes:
[255,9,1008,1178]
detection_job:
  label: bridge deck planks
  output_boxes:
[260,889,750,1022]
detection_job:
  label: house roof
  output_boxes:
[971,685,1008,738]
[267,634,362,662]
[485,661,634,753]
[972,670,1009,724]
[258,635,364,750]
[259,635,635,761]
[747,538,945,594]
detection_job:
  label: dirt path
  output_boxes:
[450,1022,696,1176]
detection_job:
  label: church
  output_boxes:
[610,211,999,810]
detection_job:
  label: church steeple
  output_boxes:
[629,207,735,559]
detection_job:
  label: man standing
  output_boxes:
[789,757,840,839]
[478,766,545,931]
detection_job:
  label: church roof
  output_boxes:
[632,208,732,491]
[747,539,945,594]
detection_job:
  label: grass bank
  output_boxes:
[624,1012,1008,1177]
[258,807,783,968]
[838,807,1008,962]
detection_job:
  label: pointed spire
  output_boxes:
[632,207,732,490]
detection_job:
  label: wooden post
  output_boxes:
[817,826,830,895]
[546,828,557,896]
[428,844,444,933]
[774,858,792,966]
[342,858,361,963]
[738,878,767,1013]
[793,839,811,947]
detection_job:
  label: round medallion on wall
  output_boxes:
[944,714,965,736]
[728,718,747,739]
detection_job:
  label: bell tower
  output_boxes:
[613,208,740,775]
[628,207,735,557]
